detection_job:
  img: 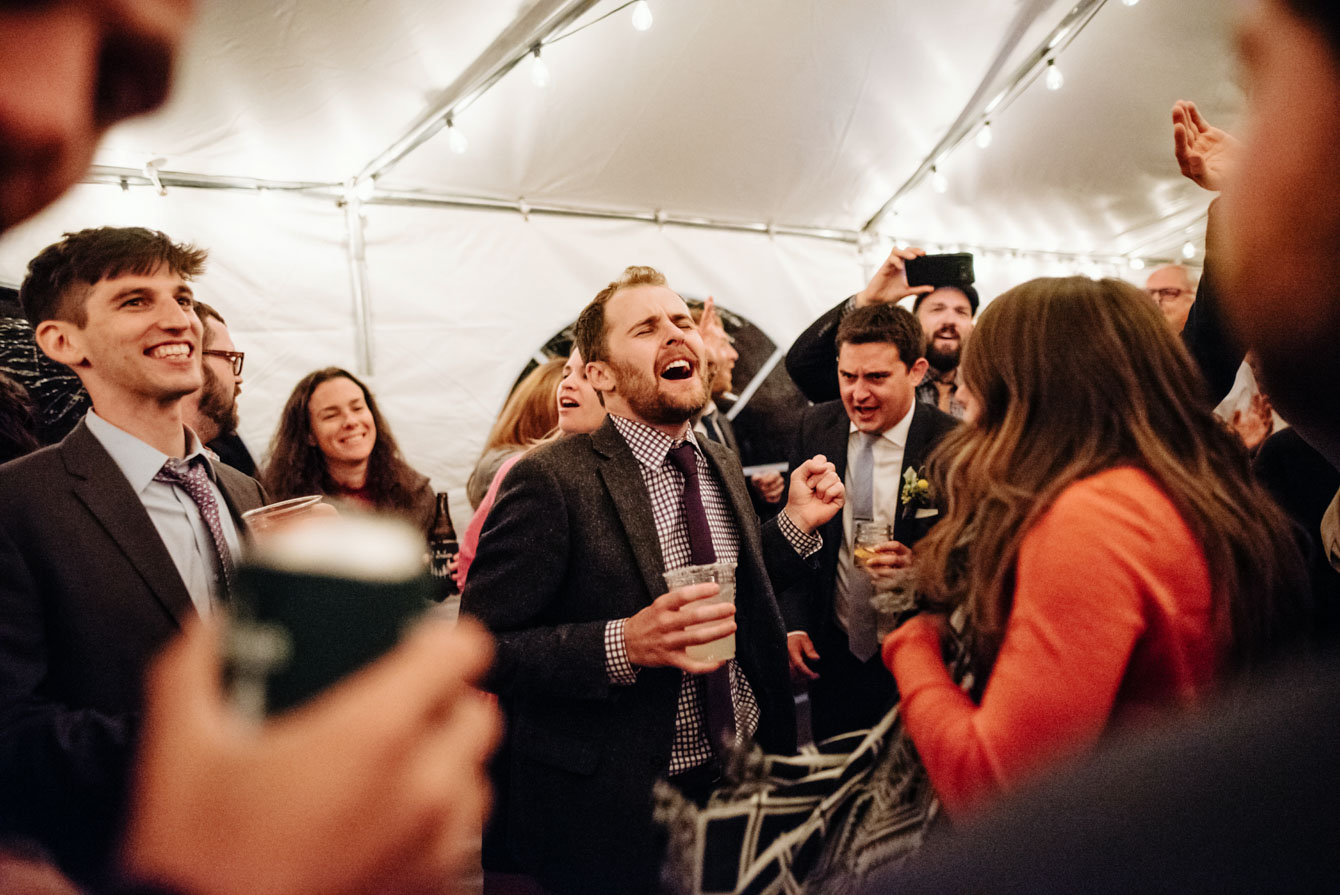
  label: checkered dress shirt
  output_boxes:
[603,414,819,774]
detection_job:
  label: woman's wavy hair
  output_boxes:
[478,358,564,456]
[916,277,1307,676]
[262,367,422,511]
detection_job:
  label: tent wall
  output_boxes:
[0,181,1146,517]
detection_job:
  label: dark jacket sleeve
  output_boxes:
[773,410,825,633]
[460,456,612,702]
[784,298,851,404]
[0,524,135,883]
[1181,202,1243,405]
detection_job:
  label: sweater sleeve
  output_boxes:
[884,475,1164,816]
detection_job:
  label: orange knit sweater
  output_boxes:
[883,467,1217,817]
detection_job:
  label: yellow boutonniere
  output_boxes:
[901,466,931,508]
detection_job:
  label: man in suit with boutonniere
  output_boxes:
[780,303,958,742]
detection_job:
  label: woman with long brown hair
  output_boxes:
[882,276,1308,817]
[262,367,435,532]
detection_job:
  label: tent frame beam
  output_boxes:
[353,0,604,185]
[862,0,1110,235]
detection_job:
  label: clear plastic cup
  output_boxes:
[663,562,737,662]
[241,495,329,540]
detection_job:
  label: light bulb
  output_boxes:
[1129,257,1146,271]
[353,178,376,202]
[1182,241,1196,260]
[447,122,468,155]
[976,122,993,149]
[529,48,550,88]
[1045,59,1064,91]
[631,0,653,31]
[930,167,948,194]
[1122,0,1139,6]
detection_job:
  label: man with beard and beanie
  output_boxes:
[462,265,846,895]
[784,247,977,419]
[861,2,1340,892]
[182,301,255,475]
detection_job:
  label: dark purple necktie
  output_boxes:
[154,457,235,603]
[667,442,736,755]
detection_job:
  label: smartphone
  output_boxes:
[905,253,975,288]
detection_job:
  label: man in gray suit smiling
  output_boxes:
[463,265,844,895]
[0,226,265,883]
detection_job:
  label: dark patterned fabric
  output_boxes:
[154,457,237,601]
[0,291,90,444]
[656,614,975,895]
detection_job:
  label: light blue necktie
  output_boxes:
[844,433,879,660]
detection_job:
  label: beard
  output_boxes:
[609,356,709,426]
[197,363,239,438]
[926,332,962,372]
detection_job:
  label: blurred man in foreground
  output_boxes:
[0,2,499,892]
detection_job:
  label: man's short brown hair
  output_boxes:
[835,303,926,368]
[18,227,208,328]
[194,300,227,349]
[573,266,667,365]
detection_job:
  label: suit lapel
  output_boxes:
[591,420,670,603]
[895,402,938,544]
[61,422,196,627]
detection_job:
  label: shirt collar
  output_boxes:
[610,413,701,472]
[85,410,211,495]
[848,399,916,449]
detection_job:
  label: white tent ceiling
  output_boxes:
[0,0,1245,510]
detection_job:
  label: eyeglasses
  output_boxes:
[1146,287,1190,303]
[203,348,245,376]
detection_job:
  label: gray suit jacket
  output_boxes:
[0,419,265,883]
[461,416,802,895]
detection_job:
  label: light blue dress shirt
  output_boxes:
[84,411,242,618]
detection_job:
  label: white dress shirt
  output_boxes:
[85,410,241,618]
[833,401,915,640]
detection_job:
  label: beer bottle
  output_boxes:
[428,492,460,597]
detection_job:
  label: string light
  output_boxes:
[1045,59,1064,91]
[930,166,948,194]
[1122,0,1139,6]
[446,117,468,155]
[1129,257,1146,271]
[975,121,993,149]
[353,178,376,202]
[529,47,551,88]
[1182,241,1197,260]
[630,1,653,32]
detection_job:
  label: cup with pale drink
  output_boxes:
[853,520,917,637]
[663,562,737,662]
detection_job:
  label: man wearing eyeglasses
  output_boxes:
[186,301,256,475]
[1145,264,1198,333]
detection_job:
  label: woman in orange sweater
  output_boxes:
[883,276,1308,817]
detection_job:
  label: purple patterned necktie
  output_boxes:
[154,457,235,602]
[667,442,736,754]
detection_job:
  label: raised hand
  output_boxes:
[783,455,845,534]
[855,246,934,308]
[1173,100,1242,192]
[623,582,735,673]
